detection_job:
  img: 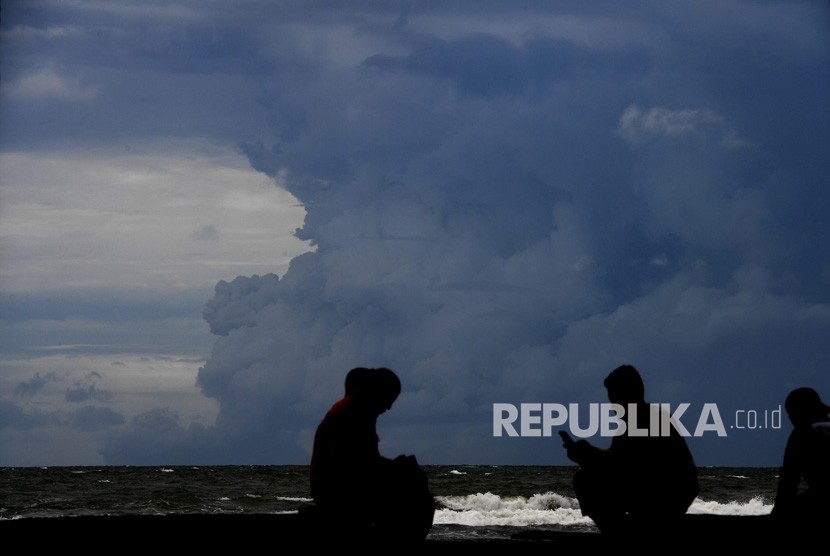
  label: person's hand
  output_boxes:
[559,430,583,463]
[565,439,592,465]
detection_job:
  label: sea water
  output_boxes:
[0,465,778,541]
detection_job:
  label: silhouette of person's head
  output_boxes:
[345,367,371,395]
[784,387,830,428]
[604,364,646,405]
[370,367,401,415]
[347,367,401,416]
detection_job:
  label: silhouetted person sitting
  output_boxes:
[562,364,699,535]
[310,367,434,547]
[772,387,830,524]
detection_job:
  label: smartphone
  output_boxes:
[558,430,574,446]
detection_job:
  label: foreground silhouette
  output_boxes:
[772,386,830,524]
[309,367,435,547]
[561,364,699,535]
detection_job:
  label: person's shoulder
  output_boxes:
[322,396,354,418]
[784,425,827,451]
[811,421,830,439]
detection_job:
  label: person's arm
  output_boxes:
[561,430,604,467]
[773,432,801,514]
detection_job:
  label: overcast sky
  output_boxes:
[1,1,828,468]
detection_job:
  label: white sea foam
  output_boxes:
[687,496,772,516]
[433,491,593,527]
[433,492,773,527]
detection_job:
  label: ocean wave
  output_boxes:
[431,491,773,527]
[688,496,772,516]
[433,491,591,527]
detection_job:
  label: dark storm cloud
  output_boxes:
[201,274,281,337]
[5,1,827,466]
[1,401,125,432]
[102,408,215,465]
[13,372,58,399]
[69,405,125,431]
[107,2,830,466]
[0,400,55,430]
[65,382,115,404]
[362,32,647,100]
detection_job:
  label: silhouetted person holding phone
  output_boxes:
[772,386,830,524]
[561,364,699,535]
[310,367,434,547]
